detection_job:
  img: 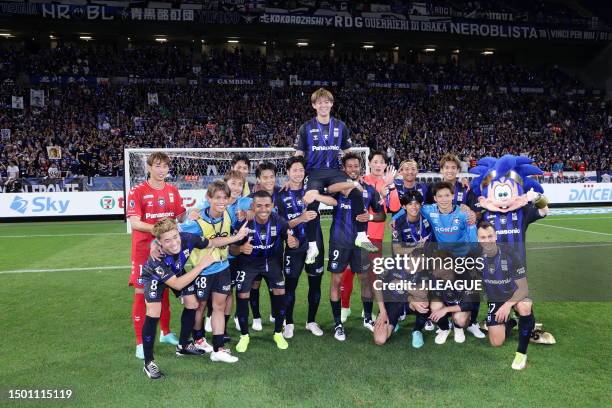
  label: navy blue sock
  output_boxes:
[192,328,204,341]
[212,334,224,352]
[250,287,261,319]
[331,300,342,326]
[362,299,373,320]
[272,293,286,333]
[285,277,299,324]
[306,200,320,241]
[470,302,480,325]
[206,297,213,318]
[414,312,427,332]
[307,274,322,323]
[437,314,450,331]
[142,316,159,365]
[518,313,535,354]
[236,297,250,336]
[180,308,196,346]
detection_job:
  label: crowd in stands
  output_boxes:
[0,44,610,183]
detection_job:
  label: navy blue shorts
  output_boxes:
[304,169,351,192]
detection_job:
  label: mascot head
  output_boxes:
[470,154,544,213]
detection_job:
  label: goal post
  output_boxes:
[123,147,370,232]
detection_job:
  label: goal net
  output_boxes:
[124,147,370,232]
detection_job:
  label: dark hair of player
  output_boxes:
[368,150,387,164]
[400,190,424,206]
[231,154,250,168]
[286,156,306,170]
[206,180,230,199]
[432,181,455,196]
[341,152,361,167]
[146,152,170,166]
[252,190,272,201]
[255,162,277,179]
[477,220,496,231]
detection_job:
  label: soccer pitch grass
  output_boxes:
[1,213,611,407]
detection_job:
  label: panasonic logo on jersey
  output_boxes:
[312,145,340,151]
[145,212,175,219]
[496,229,521,235]
[252,243,275,250]
[340,203,351,210]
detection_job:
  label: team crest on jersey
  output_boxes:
[158,198,165,207]
[457,192,464,201]
[129,200,135,208]
[183,249,190,258]
[501,260,508,271]
[270,226,277,237]
[501,217,507,224]
[362,190,369,198]
[333,128,339,137]
[175,261,181,270]
[453,217,460,225]
[154,267,166,279]
[512,213,518,221]
[423,219,430,228]
[169,193,175,203]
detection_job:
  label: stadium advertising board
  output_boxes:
[0,190,205,217]
[1,184,610,218]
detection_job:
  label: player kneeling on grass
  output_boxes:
[428,263,478,345]
[141,219,228,379]
[230,190,299,353]
[477,221,535,370]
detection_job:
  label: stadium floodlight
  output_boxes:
[424,48,436,52]
[363,44,374,49]
[123,147,370,232]
[0,33,12,38]
[79,35,92,41]
[453,49,460,54]
[482,50,494,55]
[49,35,57,40]
[297,42,309,47]
[227,39,239,43]
[331,42,335,47]
[393,46,399,51]
[155,37,167,43]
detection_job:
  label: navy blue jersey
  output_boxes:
[276,187,322,249]
[392,215,433,248]
[426,180,469,206]
[237,212,289,262]
[330,183,382,249]
[431,277,474,310]
[141,233,209,282]
[394,180,428,203]
[481,203,543,259]
[295,117,351,171]
[479,247,526,302]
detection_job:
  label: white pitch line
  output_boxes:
[534,223,612,236]
[543,217,612,221]
[0,265,129,274]
[0,232,125,238]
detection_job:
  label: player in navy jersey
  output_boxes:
[295,88,378,266]
[276,156,337,338]
[231,191,299,352]
[248,162,282,331]
[327,152,385,341]
[392,191,433,252]
[477,221,535,370]
[393,160,428,212]
[140,219,238,379]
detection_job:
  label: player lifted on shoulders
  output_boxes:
[294,88,378,266]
